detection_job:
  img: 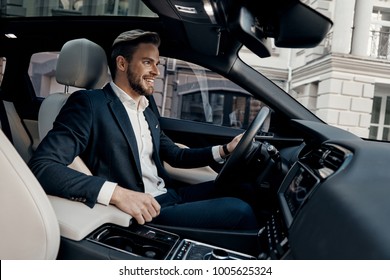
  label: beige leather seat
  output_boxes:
[164,143,217,184]
[0,129,60,259]
[38,38,108,174]
[1,100,33,162]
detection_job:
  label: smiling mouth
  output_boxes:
[145,78,154,86]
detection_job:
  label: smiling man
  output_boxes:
[29,30,258,230]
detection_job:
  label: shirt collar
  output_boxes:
[110,81,149,112]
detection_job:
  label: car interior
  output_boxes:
[1,0,390,260]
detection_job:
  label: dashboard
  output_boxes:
[268,119,390,259]
[279,143,352,227]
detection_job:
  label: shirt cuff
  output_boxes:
[212,145,225,164]
[97,181,117,206]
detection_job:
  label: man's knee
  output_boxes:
[223,197,253,212]
[220,197,258,229]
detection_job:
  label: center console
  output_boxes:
[49,195,258,260]
[87,223,256,260]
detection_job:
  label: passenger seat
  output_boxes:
[38,38,109,175]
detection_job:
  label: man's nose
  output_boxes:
[151,64,160,76]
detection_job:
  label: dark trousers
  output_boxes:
[152,181,259,230]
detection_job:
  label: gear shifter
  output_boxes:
[210,249,230,260]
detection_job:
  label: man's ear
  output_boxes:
[116,56,127,72]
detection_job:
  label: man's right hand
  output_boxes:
[110,186,161,225]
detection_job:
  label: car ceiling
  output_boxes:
[0,0,231,57]
[0,0,322,57]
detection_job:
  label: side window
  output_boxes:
[154,57,265,129]
[26,53,265,130]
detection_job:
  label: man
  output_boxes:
[28,29,258,230]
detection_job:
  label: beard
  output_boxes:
[126,67,154,96]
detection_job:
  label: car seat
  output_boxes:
[0,92,34,163]
[37,38,109,175]
[0,129,60,259]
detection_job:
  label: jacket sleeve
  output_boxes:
[159,130,215,168]
[143,107,215,169]
[28,90,106,207]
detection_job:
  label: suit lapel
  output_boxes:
[144,109,160,153]
[104,85,143,177]
[144,108,167,177]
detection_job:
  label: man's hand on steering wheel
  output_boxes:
[219,133,244,158]
[215,106,271,188]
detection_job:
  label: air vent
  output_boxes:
[303,144,352,179]
[320,146,345,170]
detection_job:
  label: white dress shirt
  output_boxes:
[97,82,224,205]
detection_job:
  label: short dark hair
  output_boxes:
[109,30,160,80]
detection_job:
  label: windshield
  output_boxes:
[0,0,157,17]
[240,0,390,144]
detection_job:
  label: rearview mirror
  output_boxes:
[228,1,333,57]
[275,2,333,48]
[228,6,272,58]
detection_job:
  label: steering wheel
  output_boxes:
[214,106,270,188]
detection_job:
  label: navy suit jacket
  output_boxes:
[29,84,215,207]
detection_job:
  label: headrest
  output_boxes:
[56,38,108,89]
